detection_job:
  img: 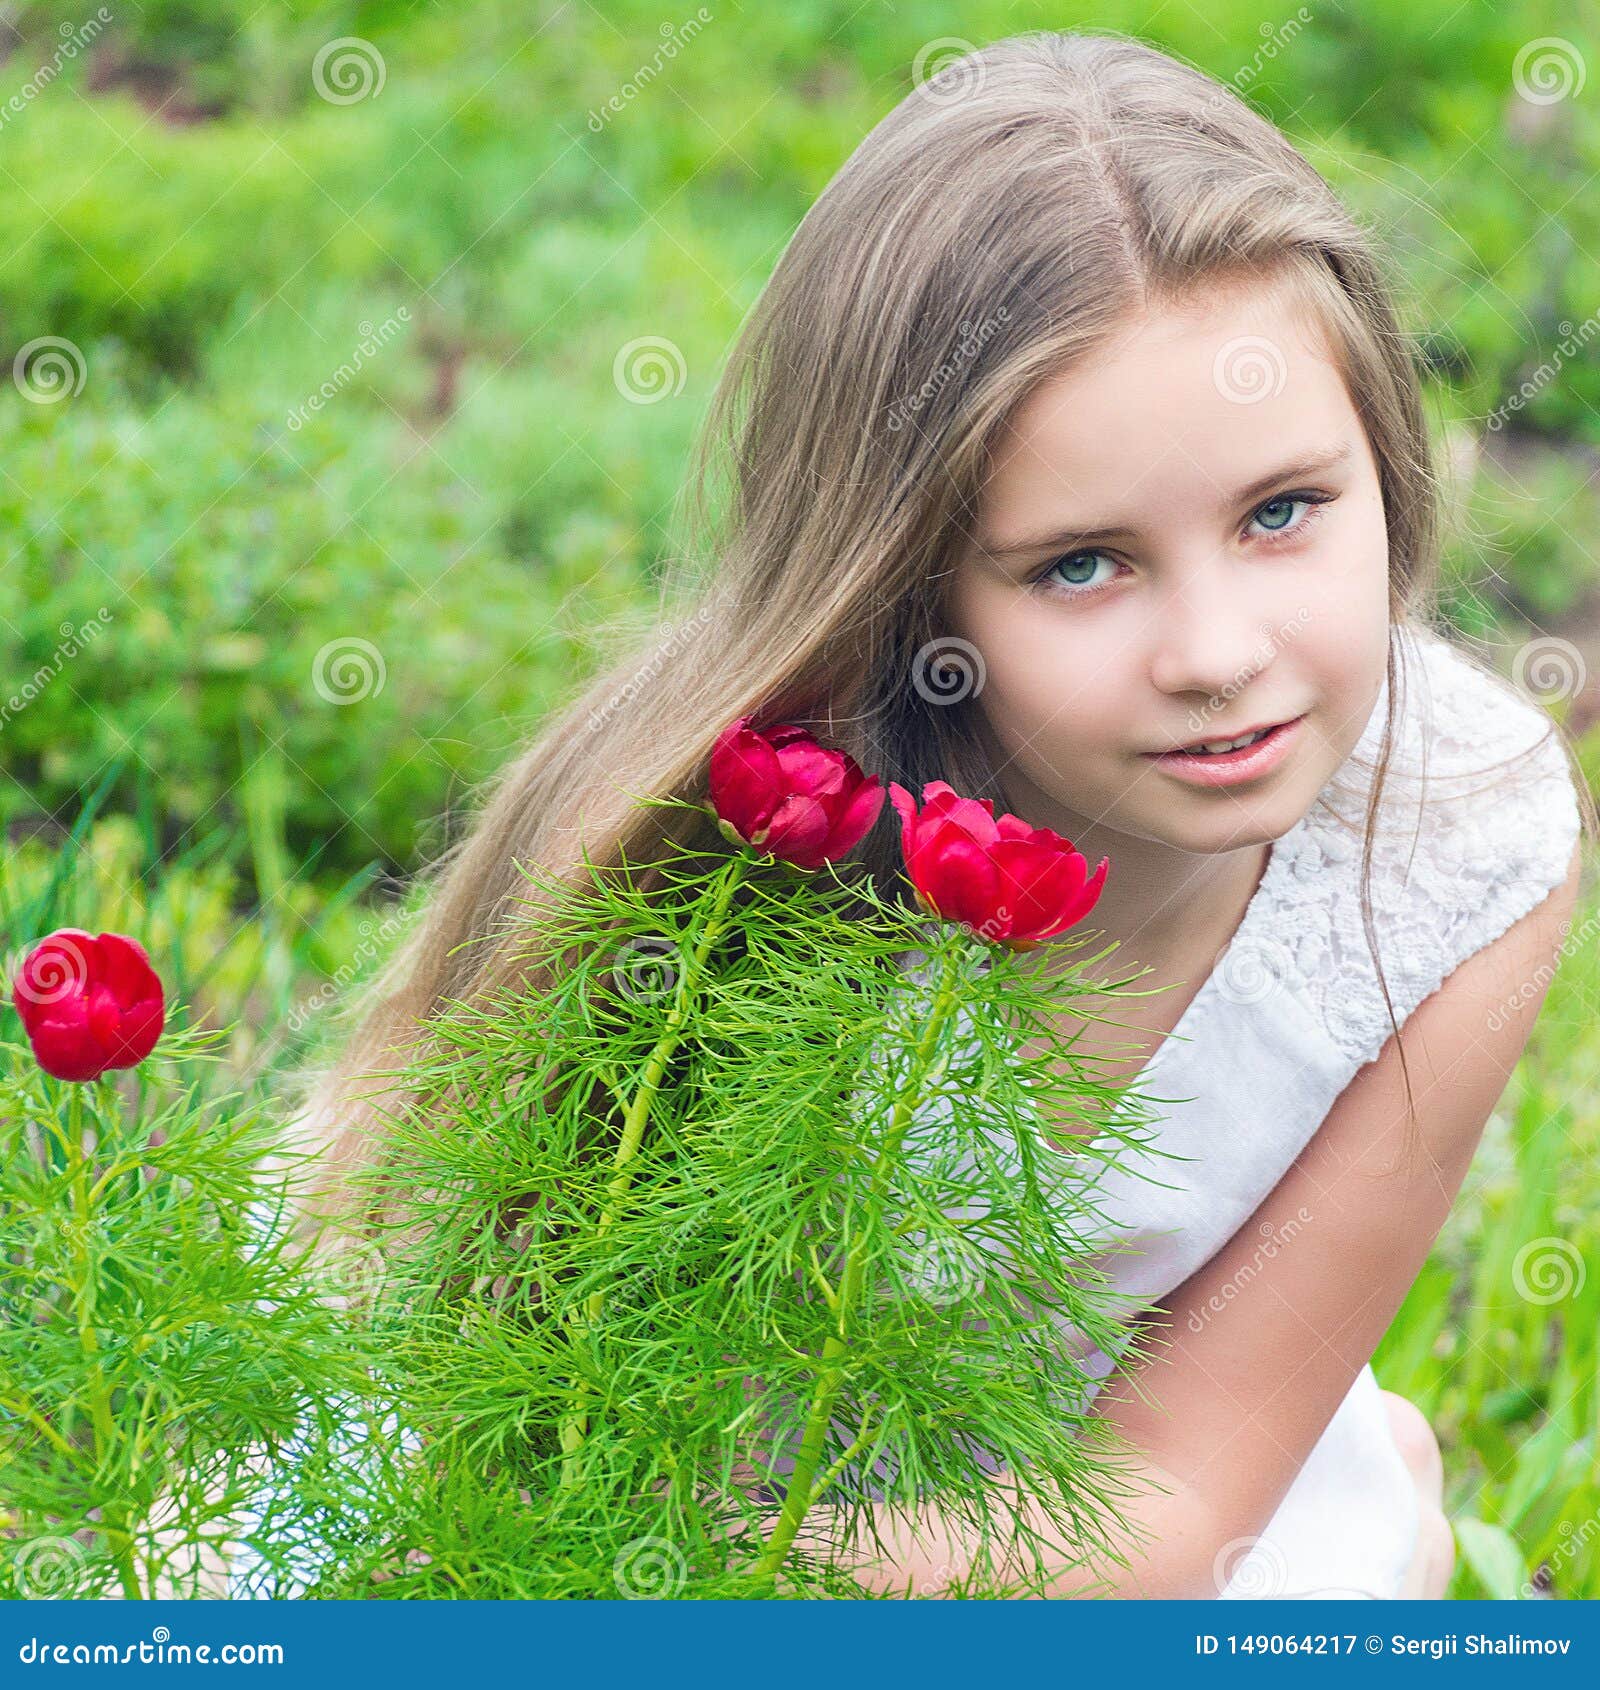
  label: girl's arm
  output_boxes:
[800,842,1585,1598]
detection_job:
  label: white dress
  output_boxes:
[863,621,1583,1598]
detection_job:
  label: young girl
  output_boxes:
[293,30,1595,1599]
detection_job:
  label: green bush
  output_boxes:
[0,376,654,885]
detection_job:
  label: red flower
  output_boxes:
[709,716,885,870]
[887,781,1109,950]
[11,928,166,1082]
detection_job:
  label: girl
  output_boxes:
[292,30,1595,1599]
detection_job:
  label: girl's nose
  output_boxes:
[1145,570,1277,702]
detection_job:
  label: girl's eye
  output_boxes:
[1032,491,1334,599]
[1249,494,1321,538]
[1037,550,1118,594]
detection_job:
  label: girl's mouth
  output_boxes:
[1141,714,1307,788]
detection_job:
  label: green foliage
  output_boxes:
[0,2,1598,895]
[0,1015,381,1599]
[0,381,650,885]
[250,806,1179,1598]
[1375,864,1600,1598]
[1440,436,1600,625]
[0,758,418,1091]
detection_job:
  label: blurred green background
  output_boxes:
[0,0,1597,1599]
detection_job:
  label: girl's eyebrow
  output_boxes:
[978,440,1355,556]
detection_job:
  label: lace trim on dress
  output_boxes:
[1214,624,1583,1070]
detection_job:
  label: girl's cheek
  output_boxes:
[1252,545,1384,664]
[999,600,1120,680]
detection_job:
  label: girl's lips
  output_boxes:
[1141,713,1307,788]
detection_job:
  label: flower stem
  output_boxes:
[558,853,748,1487]
[67,1080,143,1600]
[748,938,968,1584]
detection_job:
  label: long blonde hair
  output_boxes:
[293,28,1596,1234]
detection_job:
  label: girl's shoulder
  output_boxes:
[1252,623,1584,1068]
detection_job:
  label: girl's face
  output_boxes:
[946,275,1393,858]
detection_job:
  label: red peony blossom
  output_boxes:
[11,928,166,1082]
[887,780,1109,950]
[709,716,886,870]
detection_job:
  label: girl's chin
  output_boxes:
[1110,782,1308,851]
